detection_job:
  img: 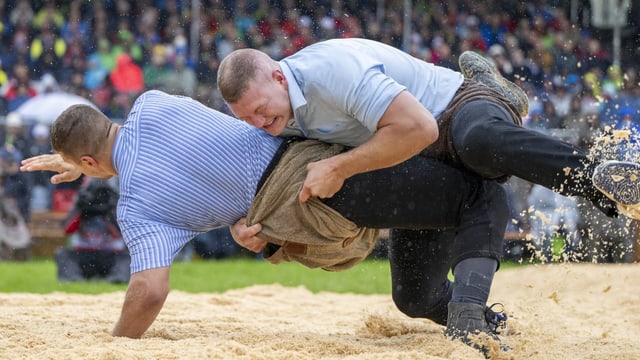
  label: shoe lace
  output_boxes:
[484,303,508,334]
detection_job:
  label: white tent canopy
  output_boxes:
[14,92,97,125]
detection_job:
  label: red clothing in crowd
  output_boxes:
[109,53,144,93]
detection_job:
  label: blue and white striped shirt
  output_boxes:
[112,90,282,273]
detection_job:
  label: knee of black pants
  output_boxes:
[451,99,516,180]
[388,229,453,324]
[392,279,452,325]
[451,181,509,268]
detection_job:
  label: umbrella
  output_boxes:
[15,92,98,124]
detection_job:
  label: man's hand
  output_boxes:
[299,158,346,202]
[230,218,266,252]
[20,154,83,184]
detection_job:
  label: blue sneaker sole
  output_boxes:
[593,161,640,205]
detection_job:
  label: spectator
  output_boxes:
[460,15,488,53]
[90,74,114,112]
[0,146,31,223]
[58,38,87,86]
[89,38,118,73]
[4,63,37,112]
[0,62,7,115]
[84,38,117,89]
[509,47,537,84]
[578,37,611,75]
[527,184,582,262]
[109,53,144,95]
[32,0,64,31]
[142,45,171,91]
[54,178,130,283]
[525,107,546,132]
[9,0,34,29]
[562,94,600,149]
[26,123,54,213]
[30,23,67,78]
[540,99,563,129]
[34,72,61,94]
[547,79,573,118]
[486,44,516,81]
[621,67,640,98]
[430,40,458,71]
[1,112,29,160]
[613,106,640,162]
[0,193,31,261]
[134,4,161,60]
[602,65,624,97]
[479,11,507,48]
[195,48,220,87]
[0,59,7,88]
[60,1,89,46]
[111,29,143,65]
[158,54,197,97]
[577,194,637,263]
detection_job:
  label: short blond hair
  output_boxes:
[217,48,274,103]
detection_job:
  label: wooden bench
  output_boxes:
[28,211,69,257]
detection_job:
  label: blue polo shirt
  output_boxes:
[112,90,282,273]
[279,38,464,146]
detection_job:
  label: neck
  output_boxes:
[102,123,121,176]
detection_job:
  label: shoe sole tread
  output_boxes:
[458,51,529,116]
[593,161,640,205]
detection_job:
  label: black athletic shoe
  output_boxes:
[458,50,529,117]
[593,160,640,219]
[445,302,509,358]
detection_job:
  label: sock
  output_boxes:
[451,257,498,306]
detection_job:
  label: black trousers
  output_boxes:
[386,98,619,325]
[323,155,509,262]
[450,99,615,214]
[322,152,510,325]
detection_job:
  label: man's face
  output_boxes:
[227,72,292,136]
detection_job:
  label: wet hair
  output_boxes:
[50,104,111,162]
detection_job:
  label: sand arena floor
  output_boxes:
[1,263,639,360]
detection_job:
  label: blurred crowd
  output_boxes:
[0,0,639,263]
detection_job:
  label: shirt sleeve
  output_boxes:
[120,219,198,273]
[305,55,406,133]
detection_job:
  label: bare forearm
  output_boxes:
[111,268,170,338]
[334,91,438,178]
[111,292,165,338]
[298,91,438,201]
[334,126,434,178]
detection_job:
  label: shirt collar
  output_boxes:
[279,61,307,133]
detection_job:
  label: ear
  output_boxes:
[79,155,99,168]
[273,68,287,86]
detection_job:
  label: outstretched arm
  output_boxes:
[20,154,83,184]
[111,266,171,338]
